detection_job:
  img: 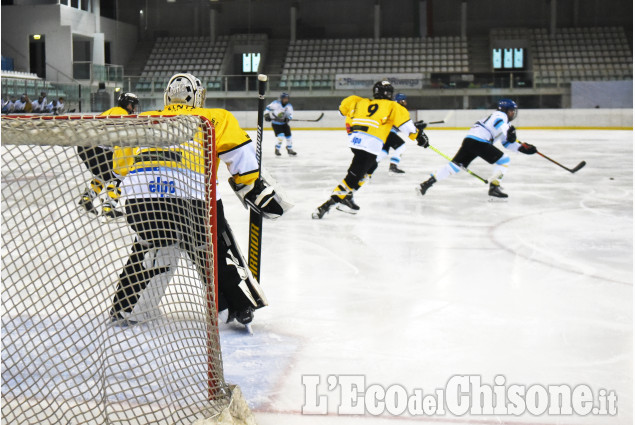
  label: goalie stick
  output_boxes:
[291,112,324,122]
[221,221,268,309]
[247,74,268,284]
[427,144,489,184]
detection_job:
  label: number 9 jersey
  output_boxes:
[339,95,417,155]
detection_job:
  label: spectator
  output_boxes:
[40,91,48,105]
[13,94,32,113]
[46,99,60,115]
[2,96,17,114]
[56,97,66,114]
[31,95,46,113]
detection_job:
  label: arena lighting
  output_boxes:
[32,35,41,40]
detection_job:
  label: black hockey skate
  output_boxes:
[336,193,360,214]
[418,176,436,196]
[312,199,336,219]
[389,163,405,174]
[102,202,124,219]
[286,147,298,156]
[78,190,98,215]
[275,147,282,156]
[488,181,508,198]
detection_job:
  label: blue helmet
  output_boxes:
[497,98,518,120]
[395,93,407,103]
[280,92,289,99]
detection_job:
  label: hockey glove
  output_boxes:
[416,130,430,148]
[229,177,290,219]
[414,120,428,132]
[264,115,271,122]
[507,125,517,143]
[518,142,537,155]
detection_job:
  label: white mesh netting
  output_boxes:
[1,115,255,424]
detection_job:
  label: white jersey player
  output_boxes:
[265,93,297,156]
[419,99,537,198]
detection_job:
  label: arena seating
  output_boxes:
[491,26,633,85]
[136,35,230,92]
[281,36,468,88]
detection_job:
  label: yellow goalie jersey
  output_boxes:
[101,106,130,116]
[339,95,417,143]
[112,104,259,200]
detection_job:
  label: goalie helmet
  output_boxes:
[164,73,206,108]
[497,98,518,121]
[373,80,394,100]
[117,92,139,113]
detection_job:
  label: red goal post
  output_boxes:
[0,114,255,424]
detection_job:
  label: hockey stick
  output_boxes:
[292,112,324,122]
[427,120,445,125]
[428,144,489,184]
[222,222,268,309]
[247,74,267,284]
[536,150,586,174]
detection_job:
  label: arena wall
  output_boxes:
[231,108,633,130]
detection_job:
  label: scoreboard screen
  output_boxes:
[242,53,261,73]
[493,48,525,70]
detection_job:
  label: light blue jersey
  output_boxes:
[266,100,294,125]
[466,110,511,145]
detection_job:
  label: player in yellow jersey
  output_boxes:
[78,92,139,218]
[312,81,429,219]
[109,73,289,327]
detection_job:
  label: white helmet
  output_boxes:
[164,73,206,108]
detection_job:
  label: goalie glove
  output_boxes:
[229,175,292,219]
[518,142,537,155]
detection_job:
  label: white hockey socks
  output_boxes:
[434,162,461,182]
[490,155,510,183]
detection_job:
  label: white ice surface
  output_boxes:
[217,129,632,425]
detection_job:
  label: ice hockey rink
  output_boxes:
[216,127,632,425]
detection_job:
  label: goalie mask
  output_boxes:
[164,73,206,108]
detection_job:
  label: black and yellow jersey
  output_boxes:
[339,95,417,142]
[113,104,258,187]
[101,106,130,116]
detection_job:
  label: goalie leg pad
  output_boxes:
[131,244,181,320]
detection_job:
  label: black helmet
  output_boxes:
[373,80,394,100]
[118,92,139,112]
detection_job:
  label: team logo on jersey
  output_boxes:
[148,177,176,197]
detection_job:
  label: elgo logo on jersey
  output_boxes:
[148,177,176,197]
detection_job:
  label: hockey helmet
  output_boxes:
[117,92,139,113]
[164,73,206,108]
[280,92,290,104]
[497,98,518,121]
[395,93,407,105]
[373,80,394,100]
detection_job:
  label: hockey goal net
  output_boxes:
[1,115,255,424]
